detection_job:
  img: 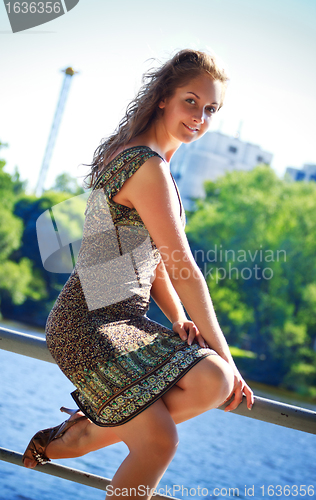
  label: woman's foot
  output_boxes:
[46,411,122,459]
[22,412,88,469]
[45,410,90,460]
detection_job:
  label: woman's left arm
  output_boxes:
[150,259,206,348]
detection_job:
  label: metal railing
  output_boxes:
[1,325,316,498]
[0,447,179,500]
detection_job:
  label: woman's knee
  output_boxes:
[121,403,179,462]
[146,421,179,461]
[211,356,235,405]
[185,356,234,409]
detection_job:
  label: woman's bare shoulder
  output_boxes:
[111,154,167,208]
[111,152,196,272]
[106,139,154,164]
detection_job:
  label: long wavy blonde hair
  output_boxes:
[84,49,229,188]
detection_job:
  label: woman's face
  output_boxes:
[158,73,222,144]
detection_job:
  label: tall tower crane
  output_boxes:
[35,67,78,197]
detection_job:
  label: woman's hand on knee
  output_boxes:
[172,320,207,348]
[222,372,254,412]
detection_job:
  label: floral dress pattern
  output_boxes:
[46,146,216,426]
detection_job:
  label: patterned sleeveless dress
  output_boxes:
[46,146,216,427]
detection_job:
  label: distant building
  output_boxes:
[285,164,316,183]
[170,131,273,210]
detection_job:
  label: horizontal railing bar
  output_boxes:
[0,448,179,500]
[218,394,316,434]
[1,326,316,434]
[0,326,55,364]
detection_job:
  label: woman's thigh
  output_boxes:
[176,354,234,401]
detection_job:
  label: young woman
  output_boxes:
[23,49,254,499]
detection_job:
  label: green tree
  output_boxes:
[11,165,28,195]
[0,141,42,312]
[0,141,87,326]
[7,189,87,325]
[186,165,316,392]
[51,172,84,195]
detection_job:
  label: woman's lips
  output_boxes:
[183,123,199,132]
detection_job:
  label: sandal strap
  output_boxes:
[33,451,50,465]
[23,415,87,467]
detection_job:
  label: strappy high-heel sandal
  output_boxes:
[22,411,87,468]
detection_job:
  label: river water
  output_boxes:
[0,319,315,500]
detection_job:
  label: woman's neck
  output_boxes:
[126,122,181,164]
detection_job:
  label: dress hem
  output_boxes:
[70,350,218,427]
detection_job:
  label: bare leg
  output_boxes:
[24,355,233,467]
[53,355,231,449]
[106,399,178,499]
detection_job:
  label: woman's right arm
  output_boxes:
[115,156,253,410]
[117,157,228,354]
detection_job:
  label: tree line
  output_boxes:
[186,164,316,397]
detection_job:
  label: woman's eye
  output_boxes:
[186,98,196,105]
[207,107,216,114]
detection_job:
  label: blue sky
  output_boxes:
[1,0,315,192]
